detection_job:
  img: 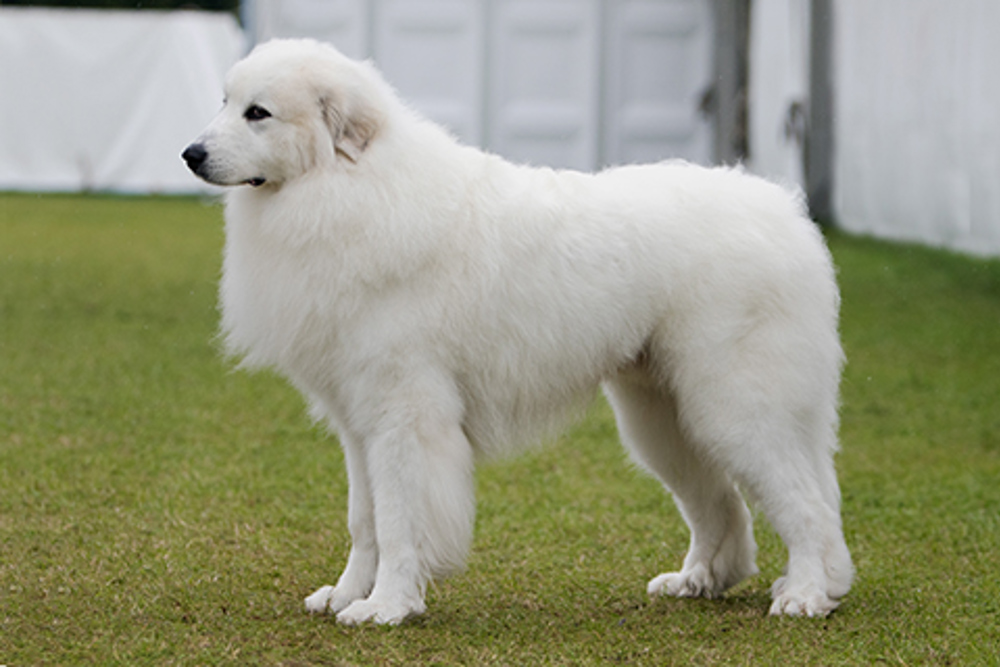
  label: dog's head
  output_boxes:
[182,39,384,188]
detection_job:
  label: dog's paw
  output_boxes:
[305,585,336,613]
[647,563,721,599]
[305,583,375,615]
[335,596,426,626]
[769,577,839,617]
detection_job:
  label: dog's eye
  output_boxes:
[244,105,272,122]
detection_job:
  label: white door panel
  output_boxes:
[250,0,714,170]
[375,0,485,144]
[604,0,712,166]
[488,0,600,169]
[255,0,369,59]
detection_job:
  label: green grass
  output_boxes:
[1,193,999,665]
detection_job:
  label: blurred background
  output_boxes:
[1,0,998,256]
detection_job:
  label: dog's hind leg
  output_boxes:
[665,333,853,617]
[704,416,852,617]
[604,372,759,601]
[305,434,378,615]
[723,411,852,616]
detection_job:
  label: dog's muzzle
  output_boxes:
[181,143,265,187]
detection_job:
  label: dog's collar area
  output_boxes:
[245,177,267,187]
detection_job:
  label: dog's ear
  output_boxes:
[320,93,381,163]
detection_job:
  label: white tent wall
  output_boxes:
[833,0,1000,256]
[0,8,244,194]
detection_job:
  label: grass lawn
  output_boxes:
[1,193,998,665]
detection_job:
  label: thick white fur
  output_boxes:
[185,39,853,624]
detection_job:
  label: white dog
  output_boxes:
[183,38,852,625]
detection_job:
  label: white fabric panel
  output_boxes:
[834,0,1000,256]
[0,8,244,194]
[748,0,809,189]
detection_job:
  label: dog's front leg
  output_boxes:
[333,426,430,625]
[305,435,378,615]
[335,408,476,625]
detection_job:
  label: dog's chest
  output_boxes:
[219,222,354,370]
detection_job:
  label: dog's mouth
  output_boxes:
[244,177,267,187]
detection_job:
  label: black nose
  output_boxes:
[182,143,208,172]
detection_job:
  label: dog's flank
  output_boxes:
[183,38,852,625]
